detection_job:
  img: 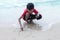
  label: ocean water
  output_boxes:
[0,0,60,31]
[0,0,60,8]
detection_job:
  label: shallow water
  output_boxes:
[0,0,60,31]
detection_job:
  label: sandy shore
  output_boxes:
[0,4,60,40]
[0,22,60,40]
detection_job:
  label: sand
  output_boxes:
[0,3,60,40]
[0,22,60,40]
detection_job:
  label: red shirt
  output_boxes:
[21,9,38,19]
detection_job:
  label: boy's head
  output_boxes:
[27,3,34,11]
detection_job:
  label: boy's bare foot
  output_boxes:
[27,20,33,24]
[20,27,23,31]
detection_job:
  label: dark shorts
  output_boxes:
[23,14,42,21]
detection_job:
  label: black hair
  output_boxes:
[27,3,34,10]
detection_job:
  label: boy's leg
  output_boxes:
[28,14,42,20]
[23,14,36,23]
[23,14,33,23]
[23,14,42,23]
[28,14,36,20]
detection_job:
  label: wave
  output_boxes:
[0,0,60,8]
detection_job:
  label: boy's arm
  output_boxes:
[34,9,38,15]
[18,16,23,31]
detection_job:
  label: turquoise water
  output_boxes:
[0,0,60,8]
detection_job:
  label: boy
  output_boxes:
[18,3,42,31]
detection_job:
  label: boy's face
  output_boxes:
[27,9,34,14]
